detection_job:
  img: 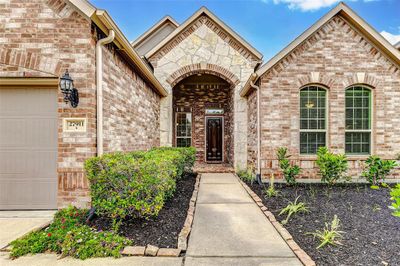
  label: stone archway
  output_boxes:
[167,63,240,88]
[172,73,234,164]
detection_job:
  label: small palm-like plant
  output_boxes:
[308,215,345,249]
[279,196,309,224]
[264,174,279,197]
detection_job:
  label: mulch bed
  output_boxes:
[91,173,197,248]
[247,182,400,266]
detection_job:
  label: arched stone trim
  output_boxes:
[343,72,380,89]
[0,48,62,77]
[296,72,335,89]
[167,63,240,88]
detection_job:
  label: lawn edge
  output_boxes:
[236,176,316,266]
[121,172,201,257]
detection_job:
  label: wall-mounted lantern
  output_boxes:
[59,69,79,108]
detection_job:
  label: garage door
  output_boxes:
[0,87,58,209]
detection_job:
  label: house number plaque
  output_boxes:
[63,118,87,132]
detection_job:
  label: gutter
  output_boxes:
[249,73,262,185]
[93,10,168,97]
[96,29,115,156]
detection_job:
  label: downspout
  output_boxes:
[96,29,115,156]
[249,73,262,185]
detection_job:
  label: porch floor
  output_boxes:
[193,162,234,173]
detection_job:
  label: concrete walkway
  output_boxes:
[185,173,301,266]
[0,211,55,250]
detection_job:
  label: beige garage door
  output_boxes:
[0,87,58,209]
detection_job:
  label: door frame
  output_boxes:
[204,115,224,163]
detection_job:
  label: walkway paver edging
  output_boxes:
[121,173,201,257]
[237,176,316,266]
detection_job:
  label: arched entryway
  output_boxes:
[172,73,234,165]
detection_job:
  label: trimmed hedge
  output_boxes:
[84,147,196,227]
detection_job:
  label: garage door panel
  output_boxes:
[0,87,58,210]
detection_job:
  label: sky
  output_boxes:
[90,0,400,60]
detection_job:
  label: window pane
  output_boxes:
[300,132,326,154]
[345,132,370,154]
[299,86,326,130]
[345,86,371,130]
[176,112,192,147]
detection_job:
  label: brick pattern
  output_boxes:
[255,15,400,179]
[173,77,234,163]
[247,88,257,171]
[149,15,259,64]
[102,44,161,152]
[0,0,162,208]
[0,0,97,207]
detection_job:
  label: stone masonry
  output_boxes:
[148,14,260,169]
[254,15,400,179]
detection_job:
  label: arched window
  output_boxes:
[345,86,371,154]
[300,86,327,154]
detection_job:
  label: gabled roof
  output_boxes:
[131,16,179,47]
[145,6,263,60]
[240,2,400,97]
[64,0,168,96]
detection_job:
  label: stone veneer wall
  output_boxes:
[173,76,233,163]
[258,15,400,179]
[102,43,161,152]
[0,0,163,208]
[148,14,260,169]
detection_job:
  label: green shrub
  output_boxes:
[276,147,301,185]
[84,147,196,230]
[316,147,348,185]
[389,184,400,217]
[361,155,397,187]
[10,206,131,260]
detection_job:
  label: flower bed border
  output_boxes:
[237,176,316,266]
[121,173,201,257]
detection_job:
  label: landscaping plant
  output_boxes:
[316,147,348,185]
[279,196,309,224]
[308,215,344,249]
[361,155,397,188]
[264,174,279,197]
[85,147,196,231]
[237,165,255,184]
[276,147,301,185]
[10,206,131,259]
[389,184,400,217]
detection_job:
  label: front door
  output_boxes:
[206,117,223,162]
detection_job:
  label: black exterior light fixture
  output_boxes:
[59,69,79,108]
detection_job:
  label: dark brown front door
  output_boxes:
[206,117,223,162]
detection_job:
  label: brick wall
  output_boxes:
[247,88,257,171]
[257,15,400,179]
[102,43,161,152]
[0,0,97,207]
[0,0,162,208]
